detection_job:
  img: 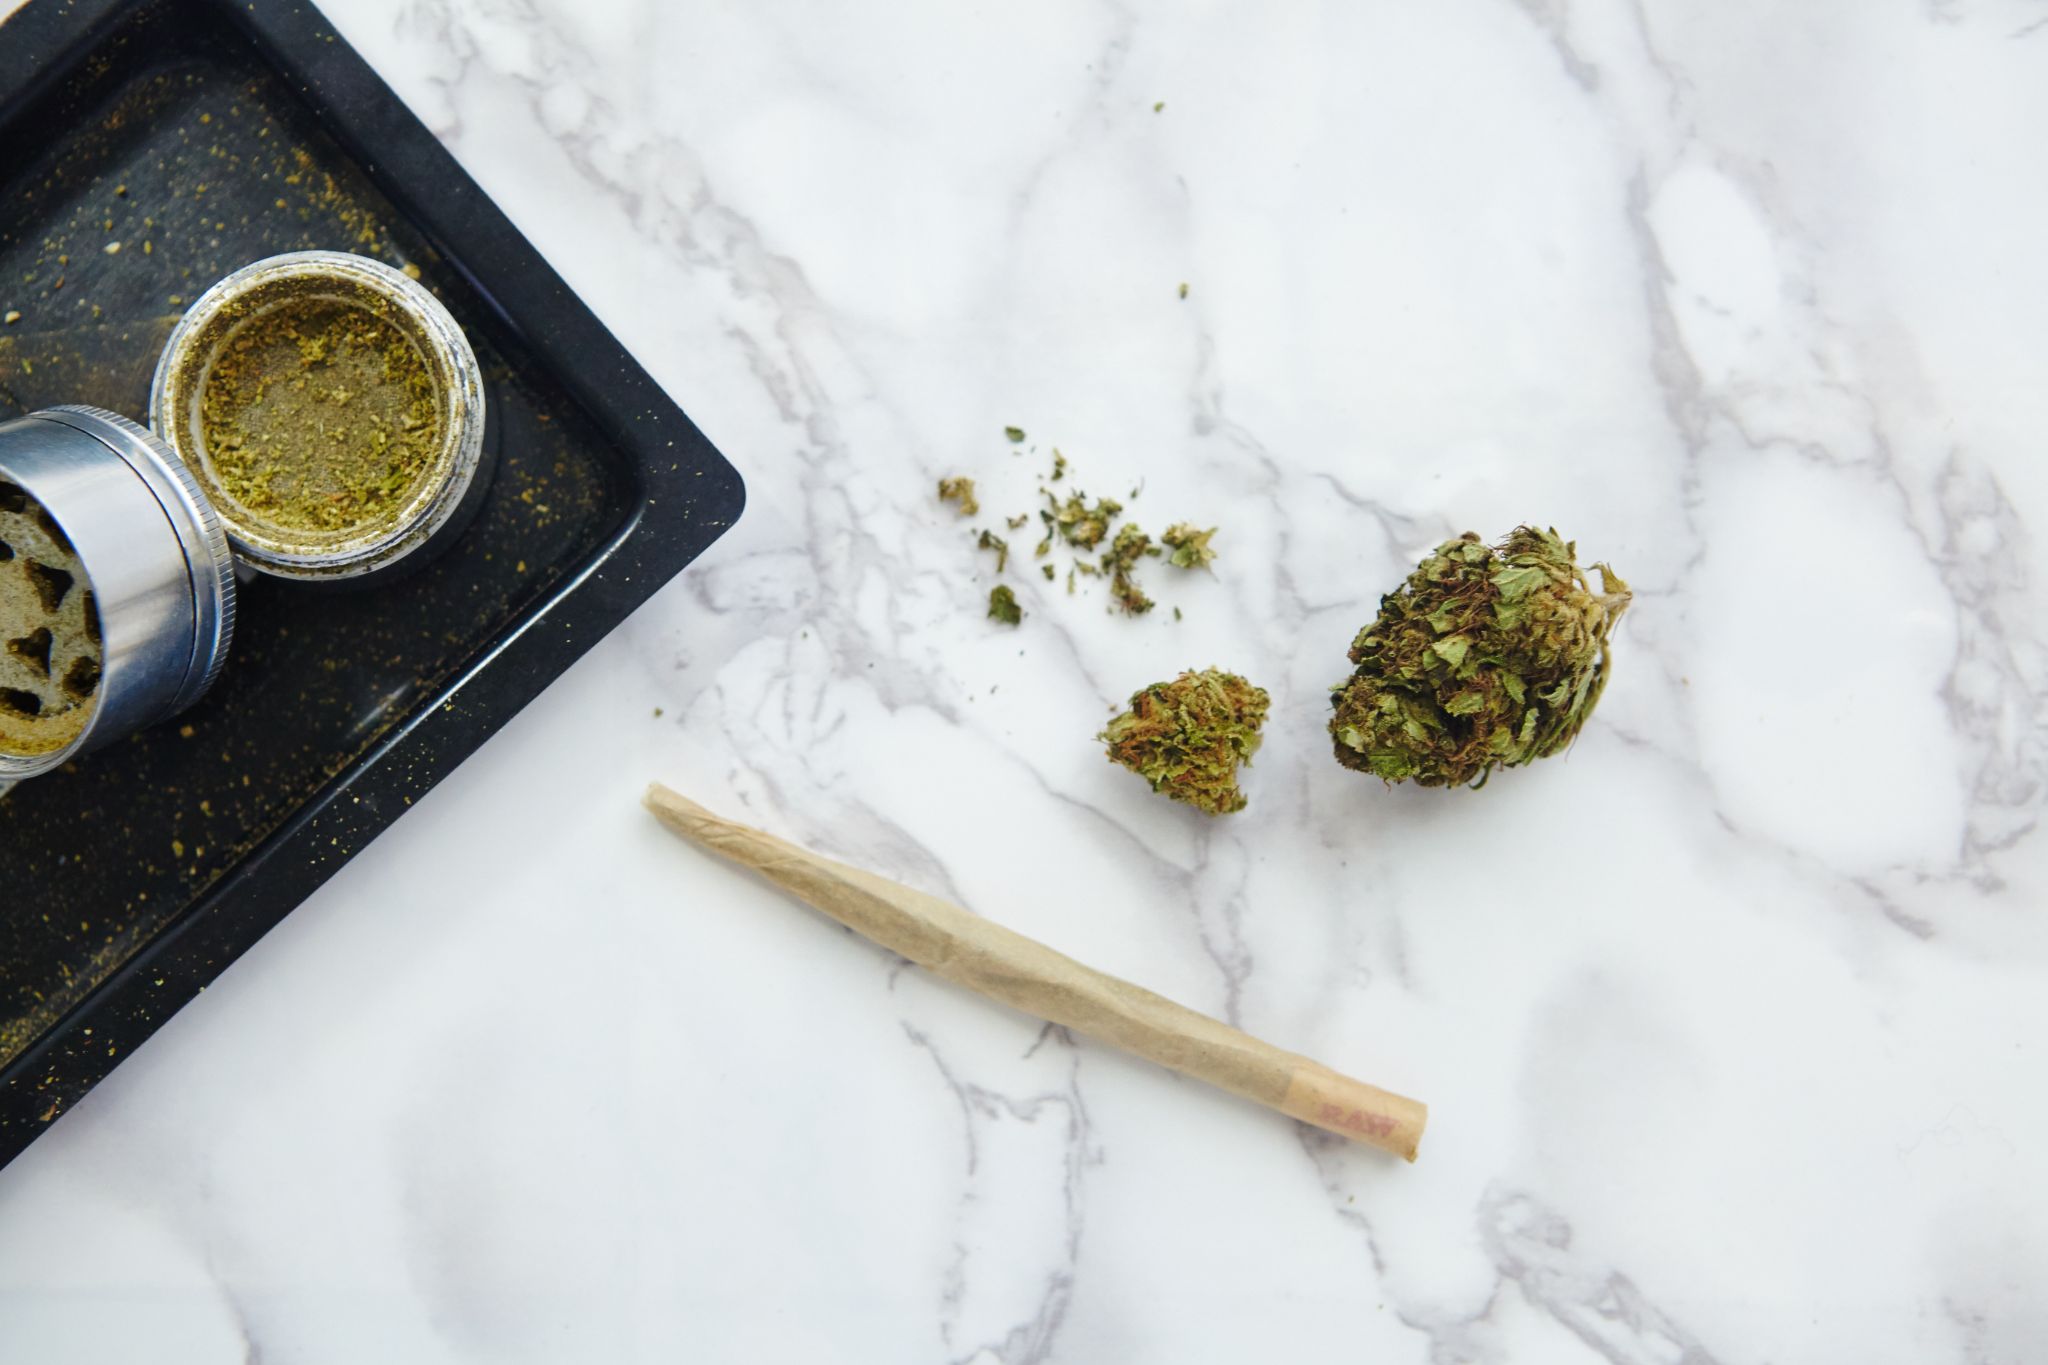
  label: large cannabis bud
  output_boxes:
[1101,668,1270,815]
[1329,527,1629,788]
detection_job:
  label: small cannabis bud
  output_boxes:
[978,529,1009,573]
[938,476,979,517]
[1101,668,1270,815]
[1102,523,1158,615]
[1161,522,1217,569]
[988,584,1023,625]
[1328,526,1629,788]
[1048,491,1122,549]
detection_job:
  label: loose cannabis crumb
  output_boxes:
[1102,523,1159,615]
[1173,605,1182,621]
[939,443,1217,624]
[102,241,121,255]
[2,311,17,325]
[199,297,441,533]
[1004,426,1026,443]
[1161,522,1218,569]
[1154,101,1166,113]
[1047,490,1122,549]
[402,263,422,280]
[1329,526,1630,788]
[937,476,979,518]
[988,584,1023,625]
[1101,668,1269,815]
[1178,282,1189,299]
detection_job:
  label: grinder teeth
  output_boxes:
[0,481,102,756]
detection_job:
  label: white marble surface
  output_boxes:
[4,0,2048,1359]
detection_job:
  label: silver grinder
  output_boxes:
[0,406,236,782]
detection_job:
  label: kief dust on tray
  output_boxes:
[198,296,442,534]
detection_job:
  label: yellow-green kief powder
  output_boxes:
[199,298,441,534]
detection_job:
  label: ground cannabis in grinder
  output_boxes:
[0,481,101,757]
[199,298,440,534]
[1101,667,1270,815]
[1328,526,1629,788]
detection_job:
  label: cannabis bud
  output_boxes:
[1101,668,1270,815]
[1328,526,1629,788]
[1047,491,1122,550]
[988,584,1023,625]
[1161,522,1217,569]
[978,529,1010,573]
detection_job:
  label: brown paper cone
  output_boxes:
[645,783,1427,1161]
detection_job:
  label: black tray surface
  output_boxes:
[0,0,744,1168]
